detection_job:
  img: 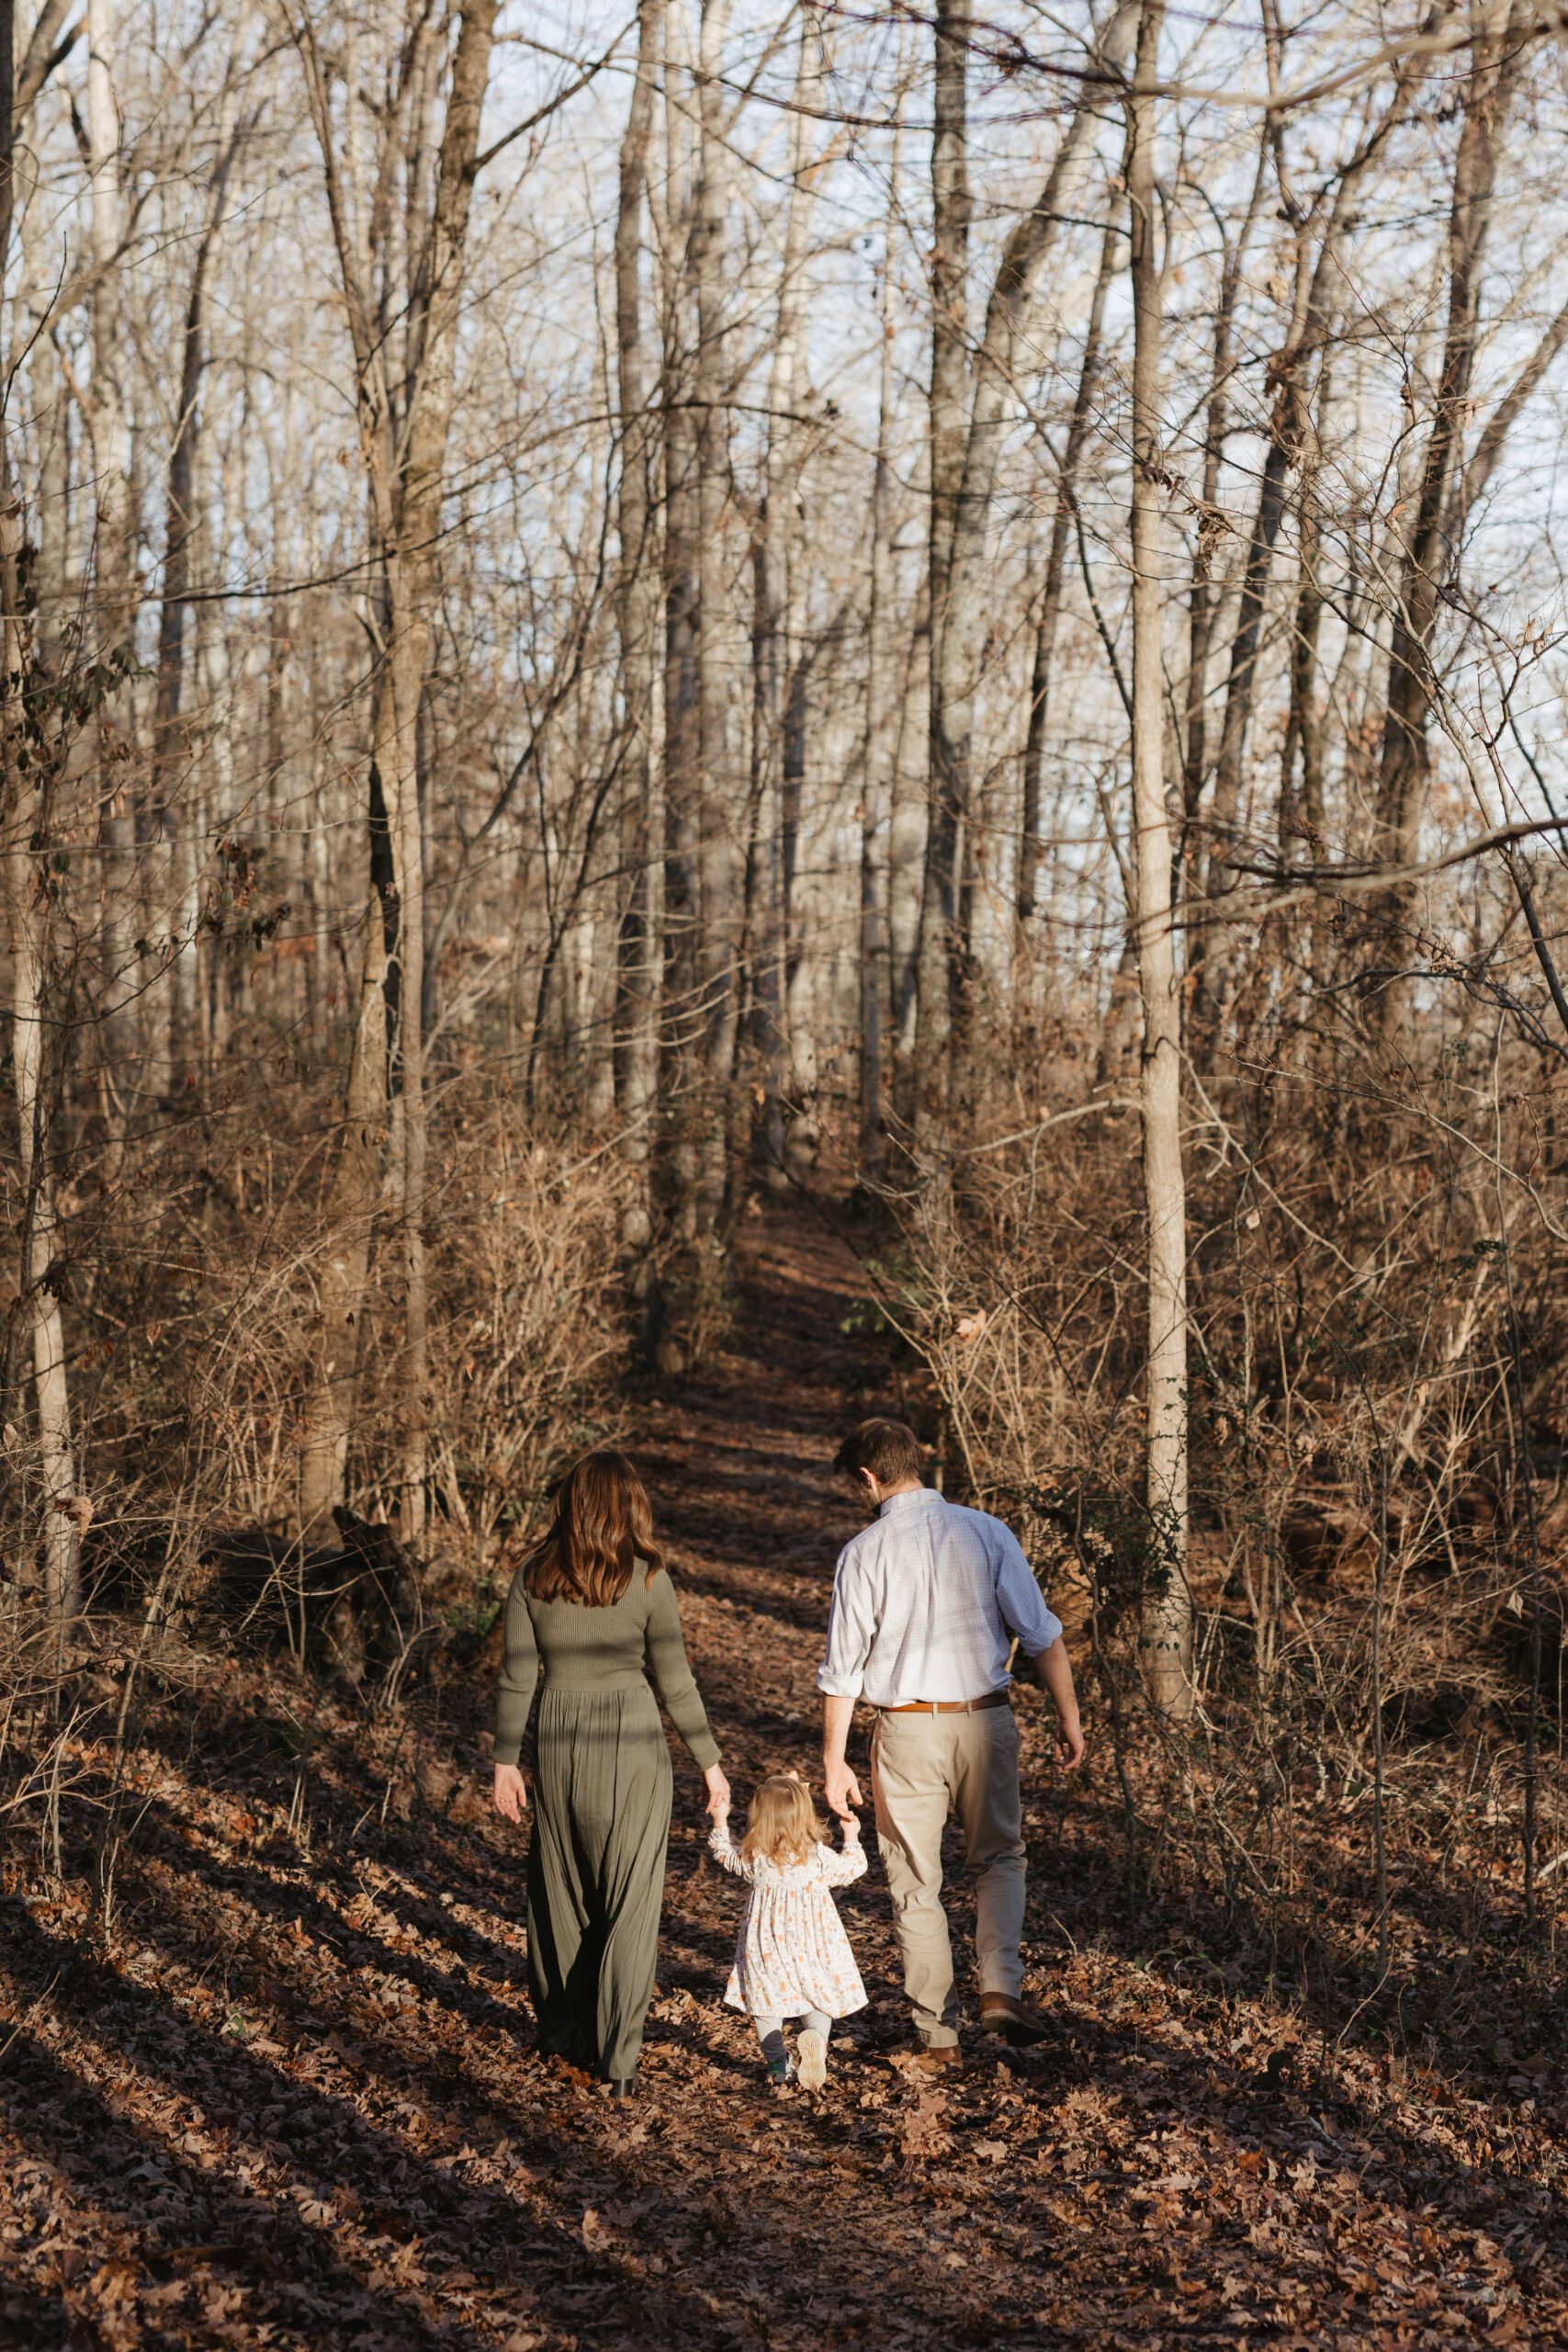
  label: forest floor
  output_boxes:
[2,1194,1565,2351]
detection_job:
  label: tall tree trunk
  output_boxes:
[659,0,704,1252]
[1179,136,1270,837]
[889,569,930,1082]
[614,0,665,1276]
[1124,0,1191,1717]
[194,435,234,1080]
[914,0,971,1132]
[297,893,389,1539]
[747,523,786,1179]
[85,0,137,1102]
[859,97,903,1177]
[154,99,241,1088]
[1190,60,1418,1046]
[1373,8,1525,944]
[693,0,739,1229]
[391,0,498,1546]
[293,0,499,1543]
[1280,347,1336,863]
[1018,199,1120,935]
[755,3,822,1182]
[3,707,83,1627]
[1185,235,1316,1041]
[2,16,81,1628]
[922,0,1139,1118]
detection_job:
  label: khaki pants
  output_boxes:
[871,1704,1026,2049]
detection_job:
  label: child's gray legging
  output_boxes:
[753,2008,831,2064]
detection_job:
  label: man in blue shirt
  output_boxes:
[818,1417,1084,2070]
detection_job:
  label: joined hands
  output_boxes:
[823,1758,863,1823]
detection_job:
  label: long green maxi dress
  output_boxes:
[492,1562,719,2081]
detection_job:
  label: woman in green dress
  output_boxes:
[491,1450,728,2095]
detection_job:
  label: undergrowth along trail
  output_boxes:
[1,1197,1562,2350]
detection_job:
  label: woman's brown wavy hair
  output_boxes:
[521,1450,664,1607]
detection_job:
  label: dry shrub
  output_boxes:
[1,1064,635,1887]
[4,1073,631,1621]
[411,1097,635,1583]
[868,1037,1567,1963]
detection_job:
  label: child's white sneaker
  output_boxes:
[796,2030,828,2091]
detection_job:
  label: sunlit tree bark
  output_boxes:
[1123,0,1191,1717]
[293,0,499,1543]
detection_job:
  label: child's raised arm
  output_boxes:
[818,1818,868,1886]
[707,1815,755,1882]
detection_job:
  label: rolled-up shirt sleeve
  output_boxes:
[992,1522,1063,1655]
[817,1544,876,1699]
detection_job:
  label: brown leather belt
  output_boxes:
[880,1690,1010,1716]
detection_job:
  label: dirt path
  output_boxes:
[1,1198,1560,2350]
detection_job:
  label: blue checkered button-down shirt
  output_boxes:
[817,1487,1062,1708]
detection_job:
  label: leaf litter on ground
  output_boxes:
[3,1204,1564,2349]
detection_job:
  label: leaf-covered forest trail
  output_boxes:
[2,1196,1563,2350]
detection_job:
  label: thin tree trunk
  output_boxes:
[1188,222,1318,1040]
[155,103,242,1086]
[1280,350,1335,860]
[1375,13,1522,877]
[293,0,499,1543]
[747,525,786,1177]
[755,4,822,1182]
[922,0,1140,1116]
[85,0,137,1102]
[1179,138,1270,836]
[1018,200,1120,934]
[1190,62,1416,1044]
[694,0,739,1228]
[1125,0,1191,1717]
[297,893,389,1538]
[614,0,665,1255]
[914,0,971,1130]
[2,30,81,1629]
[659,0,703,1250]
[859,97,903,1176]
[5,815,83,1627]
[889,569,930,1080]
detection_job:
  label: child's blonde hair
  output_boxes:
[739,1772,826,1867]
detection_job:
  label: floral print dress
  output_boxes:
[709,1821,869,2018]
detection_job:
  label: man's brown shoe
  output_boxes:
[980,1993,1049,2047]
[905,2043,961,2076]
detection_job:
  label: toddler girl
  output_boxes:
[709,1771,868,2087]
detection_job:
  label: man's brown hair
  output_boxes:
[833,1417,924,1488]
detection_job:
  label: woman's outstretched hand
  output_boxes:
[704,1764,731,1818]
[492,1763,529,1822]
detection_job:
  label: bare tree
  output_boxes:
[1374,6,1534,973]
[2,0,81,1627]
[1123,0,1191,1715]
[84,0,136,1098]
[859,93,905,1175]
[293,0,500,1543]
[919,0,1139,1120]
[693,0,742,1230]
[614,0,667,1262]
